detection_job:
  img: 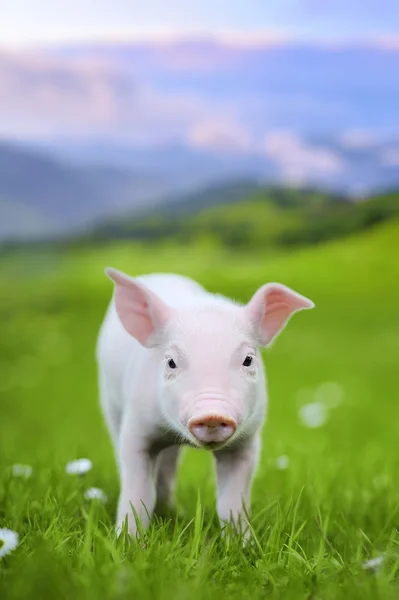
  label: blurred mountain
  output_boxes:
[1,137,399,243]
[43,137,399,198]
[0,141,194,241]
[0,196,57,240]
[89,187,399,251]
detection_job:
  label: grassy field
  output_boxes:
[1,218,399,599]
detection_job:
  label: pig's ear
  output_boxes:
[105,268,172,347]
[246,283,314,346]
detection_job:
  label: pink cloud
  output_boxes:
[339,129,379,149]
[187,118,253,152]
[380,147,399,167]
[264,130,344,182]
[0,50,211,141]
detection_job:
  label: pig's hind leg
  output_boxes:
[98,372,123,471]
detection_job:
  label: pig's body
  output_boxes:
[97,271,314,538]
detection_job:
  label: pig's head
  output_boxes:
[106,269,314,449]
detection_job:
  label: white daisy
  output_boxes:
[0,528,19,559]
[362,556,384,571]
[299,402,328,428]
[84,487,108,503]
[12,464,33,478]
[66,458,92,475]
[275,455,290,470]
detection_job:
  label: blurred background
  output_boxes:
[1,0,399,511]
[1,0,399,243]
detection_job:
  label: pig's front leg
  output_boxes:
[155,446,180,510]
[116,426,156,538]
[214,435,261,537]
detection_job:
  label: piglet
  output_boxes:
[97,270,314,538]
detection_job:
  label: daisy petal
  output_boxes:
[84,487,108,503]
[12,464,33,478]
[362,556,384,571]
[0,528,19,559]
[66,458,92,475]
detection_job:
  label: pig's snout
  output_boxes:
[188,415,237,445]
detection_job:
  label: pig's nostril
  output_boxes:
[188,415,237,444]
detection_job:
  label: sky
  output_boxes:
[0,0,399,47]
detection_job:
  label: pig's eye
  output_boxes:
[243,355,253,367]
[168,358,177,369]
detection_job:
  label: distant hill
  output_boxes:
[0,140,280,242]
[89,186,399,250]
[1,139,398,244]
[0,141,176,241]
[40,137,399,200]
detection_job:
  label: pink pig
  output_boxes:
[97,270,314,537]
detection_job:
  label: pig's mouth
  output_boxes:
[200,439,235,451]
[184,425,239,451]
[186,436,235,451]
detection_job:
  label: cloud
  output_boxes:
[339,129,379,149]
[187,118,253,152]
[380,147,399,167]
[0,41,397,150]
[0,50,210,141]
[264,131,344,184]
[370,35,399,51]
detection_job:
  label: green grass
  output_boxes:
[1,219,399,599]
